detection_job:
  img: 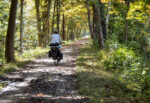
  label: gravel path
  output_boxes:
[0,38,88,103]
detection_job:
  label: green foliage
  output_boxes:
[101,35,150,99]
[77,40,150,103]
[104,47,137,71]
[0,1,11,65]
[127,41,141,50]
[107,0,150,46]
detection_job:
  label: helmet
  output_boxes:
[54,29,58,34]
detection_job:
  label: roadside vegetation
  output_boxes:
[0,47,48,75]
[76,37,150,103]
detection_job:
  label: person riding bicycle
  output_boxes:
[49,30,63,60]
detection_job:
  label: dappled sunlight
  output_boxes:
[34,58,54,63]
[0,39,88,102]
[63,48,73,53]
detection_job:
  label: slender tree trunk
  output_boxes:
[78,28,82,38]
[52,0,56,33]
[93,4,99,37]
[106,2,111,30]
[41,1,46,47]
[124,1,130,43]
[77,27,82,39]
[20,0,24,53]
[42,0,51,47]
[62,13,65,40]
[47,0,51,36]
[98,0,107,39]
[97,1,104,49]
[56,0,60,33]
[35,0,42,47]
[46,0,52,43]
[71,31,74,40]
[86,0,95,38]
[66,26,69,41]
[5,0,18,62]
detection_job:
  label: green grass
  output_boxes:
[0,47,48,75]
[76,40,149,103]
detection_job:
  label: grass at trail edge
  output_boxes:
[0,47,48,75]
[0,39,78,75]
[76,40,148,103]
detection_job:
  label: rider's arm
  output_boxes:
[59,36,62,44]
[49,35,52,45]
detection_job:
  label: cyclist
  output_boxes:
[49,30,63,60]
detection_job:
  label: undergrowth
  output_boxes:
[76,37,150,103]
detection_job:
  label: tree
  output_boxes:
[5,0,18,62]
[41,0,52,47]
[106,2,111,30]
[92,4,99,37]
[56,0,61,33]
[86,0,95,38]
[35,0,52,47]
[97,0,104,49]
[20,0,24,53]
[35,0,42,47]
[62,13,65,40]
[98,0,107,39]
[51,0,56,34]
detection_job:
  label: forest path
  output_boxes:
[0,38,89,103]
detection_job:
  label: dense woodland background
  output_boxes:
[0,0,150,102]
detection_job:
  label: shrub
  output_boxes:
[104,47,137,71]
[103,40,149,94]
[127,41,142,53]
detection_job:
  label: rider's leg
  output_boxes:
[49,50,52,57]
[59,50,63,60]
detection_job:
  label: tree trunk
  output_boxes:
[51,0,56,34]
[35,0,42,47]
[106,2,111,30]
[5,0,18,62]
[99,0,107,39]
[66,26,69,41]
[71,31,74,40]
[93,4,99,37]
[47,0,51,38]
[40,0,52,47]
[62,13,65,40]
[97,1,104,49]
[56,0,60,33]
[124,1,130,43]
[42,0,51,47]
[77,27,82,39]
[46,0,52,44]
[86,0,95,38]
[20,0,24,53]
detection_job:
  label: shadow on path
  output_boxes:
[0,38,89,103]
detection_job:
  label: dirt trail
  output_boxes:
[0,38,89,103]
